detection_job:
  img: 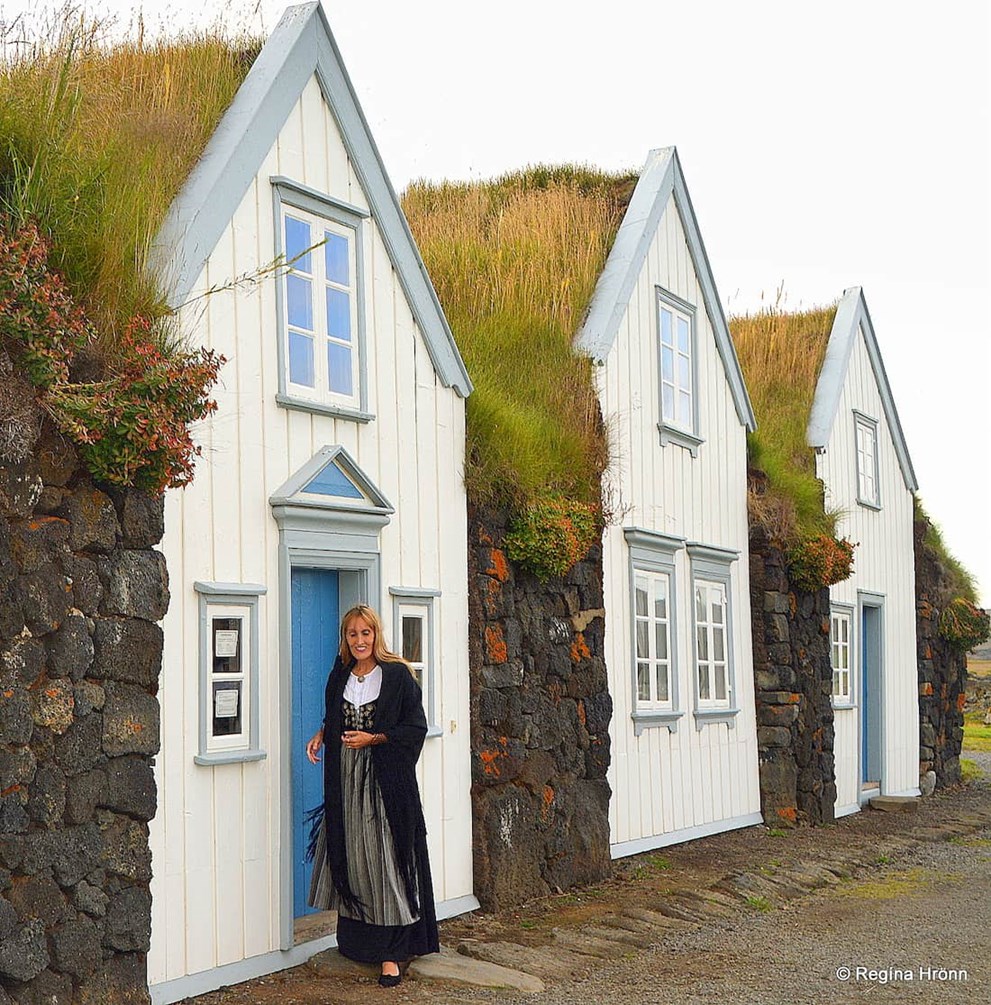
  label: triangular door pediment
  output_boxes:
[269,445,393,515]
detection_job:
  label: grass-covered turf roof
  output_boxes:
[729,304,837,544]
[403,165,637,511]
[0,16,256,351]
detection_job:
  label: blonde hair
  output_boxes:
[338,604,410,671]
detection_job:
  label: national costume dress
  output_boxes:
[307,656,439,964]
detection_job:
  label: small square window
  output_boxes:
[391,590,440,734]
[194,584,267,765]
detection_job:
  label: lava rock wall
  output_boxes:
[748,523,836,826]
[0,427,166,1004]
[914,518,968,791]
[467,506,612,910]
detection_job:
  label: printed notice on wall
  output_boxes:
[214,688,239,719]
[214,630,239,658]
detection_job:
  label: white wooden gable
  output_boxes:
[154,1,471,397]
[807,287,917,491]
[576,147,755,432]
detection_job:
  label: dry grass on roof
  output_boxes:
[0,13,257,346]
[403,165,637,509]
[729,303,838,544]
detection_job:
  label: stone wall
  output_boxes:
[467,506,612,911]
[914,518,967,791]
[0,425,166,1004]
[748,522,836,826]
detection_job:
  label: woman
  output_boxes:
[305,604,438,987]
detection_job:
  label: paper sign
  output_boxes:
[214,688,239,719]
[215,629,239,658]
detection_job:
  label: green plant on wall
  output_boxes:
[939,598,989,653]
[504,497,600,581]
[787,534,856,593]
[0,219,222,493]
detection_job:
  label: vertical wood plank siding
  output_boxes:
[818,331,919,808]
[149,77,471,984]
[599,202,761,853]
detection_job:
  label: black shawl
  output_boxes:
[317,656,438,949]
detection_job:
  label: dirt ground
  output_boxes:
[181,764,991,1005]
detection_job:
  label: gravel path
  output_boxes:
[187,753,991,1005]
[460,753,991,1005]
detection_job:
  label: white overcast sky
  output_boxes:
[3,0,989,604]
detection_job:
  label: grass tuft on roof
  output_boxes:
[0,11,257,351]
[729,302,838,544]
[915,497,979,604]
[403,165,637,511]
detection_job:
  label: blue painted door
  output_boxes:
[291,568,339,918]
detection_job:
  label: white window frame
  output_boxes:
[390,587,441,737]
[272,177,373,423]
[194,582,267,765]
[854,411,881,509]
[830,606,854,707]
[624,528,685,734]
[655,286,703,456]
[687,543,740,728]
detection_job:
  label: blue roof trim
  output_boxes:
[575,147,755,432]
[807,287,918,492]
[154,2,471,398]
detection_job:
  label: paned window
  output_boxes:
[272,178,370,420]
[391,590,440,734]
[655,287,702,454]
[855,413,880,508]
[625,529,683,731]
[831,609,852,703]
[659,303,693,430]
[284,211,358,402]
[194,584,267,765]
[634,570,673,709]
[694,579,730,708]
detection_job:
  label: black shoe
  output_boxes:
[378,972,401,988]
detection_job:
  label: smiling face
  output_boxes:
[345,615,376,665]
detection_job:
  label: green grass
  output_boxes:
[729,304,838,545]
[766,827,789,838]
[962,714,991,754]
[0,12,255,354]
[744,894,773,912]
[403,166,637,510]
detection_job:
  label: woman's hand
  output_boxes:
[341,730,379,750]
[306,728,324,764]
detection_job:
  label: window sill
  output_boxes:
[426,725,444,739]
[632,710,683,735]
[693,707,739,730]
[657,423,703,457]
[856,498,882,512]
[276,394,374,423]
[194,749,268,766]
[832,701,856,711]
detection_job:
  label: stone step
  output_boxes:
[597,913,659,936]
[580,924,656,950]
[550,928,633,959]
[307,949,378,978]
[869,795,919,813]
[620,906,698,930]
[409,946,544,993]
[457,939,588,981]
